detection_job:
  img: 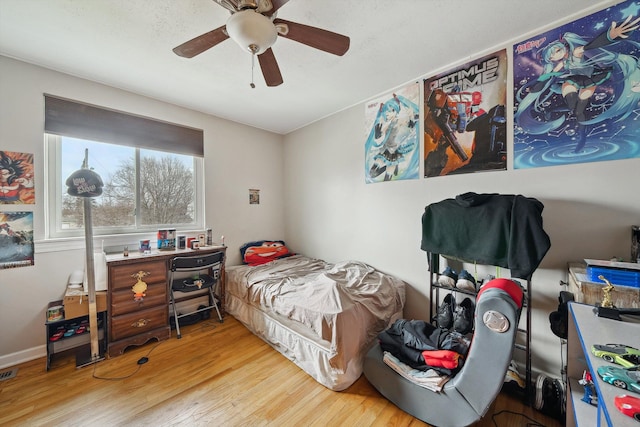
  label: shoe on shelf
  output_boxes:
[435,293,456,329]
[453,297,475,334]
[534,374,565,420]
[456,269,477,292]
[437,267,458,287]
[504,360,526,389]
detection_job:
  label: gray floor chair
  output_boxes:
[363,278,524,427]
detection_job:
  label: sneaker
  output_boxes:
[453,297,475,334]
[437,267,458,287]
[504,360,526,389]
[535,374,565,420]
[456,269,477,292]
[478,274,495,289]
[435,293,456,329]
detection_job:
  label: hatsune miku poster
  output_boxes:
[423,49,508,177]
[513,0,640,169]
[364,82,420,183]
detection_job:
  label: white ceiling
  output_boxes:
[0,0,605,134]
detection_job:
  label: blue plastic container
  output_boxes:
[587,266,640,288]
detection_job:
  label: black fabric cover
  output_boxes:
[420,192,551,279]
[378,319,470,375]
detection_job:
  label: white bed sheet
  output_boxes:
[225,255,406,390]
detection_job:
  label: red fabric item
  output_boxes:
[476,278,523,308]
[243,241,292,266]
[421,349,463,370]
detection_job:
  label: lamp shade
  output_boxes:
[66,168,104,198]
[226,9,277,54]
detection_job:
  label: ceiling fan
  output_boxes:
[173,0,350,87]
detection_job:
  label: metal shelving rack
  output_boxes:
[427,252,533,404]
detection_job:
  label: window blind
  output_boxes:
[44,94,204,157]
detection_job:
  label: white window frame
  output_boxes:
[45,134,205,242]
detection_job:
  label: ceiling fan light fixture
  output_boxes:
[226,10,277,54]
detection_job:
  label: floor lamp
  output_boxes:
[65,149,105,366]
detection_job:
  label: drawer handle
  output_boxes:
[131,318,149,328]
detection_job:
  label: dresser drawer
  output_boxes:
[110,282,167,316]
[109,259,166,291]
[110,305,168,342]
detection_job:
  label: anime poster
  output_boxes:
[0,211,34,269]
[0,150,35,204]
[364,82,420,183]
[513,1,640,168]
[423,50,508,177]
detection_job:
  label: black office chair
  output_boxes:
[169,251,224,339]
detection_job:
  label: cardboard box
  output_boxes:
[63,291,107,320]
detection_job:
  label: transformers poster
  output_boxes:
[0,211,34,269]
[513,0,640,169]
[364,82,420,183]
[423,49,508,178]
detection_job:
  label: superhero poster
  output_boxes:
[364,82,420,183]
[423,49,508,178]
[0,211,34,269]
[513,0,640,169]
[0,150,35,204]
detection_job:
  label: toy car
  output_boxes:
[592,344,640,368]
[597,365,640,394]
[614,394,640,421]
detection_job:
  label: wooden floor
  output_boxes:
[1,316,563,426]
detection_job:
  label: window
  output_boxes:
[44,95,204,240]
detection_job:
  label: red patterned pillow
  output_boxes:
[240,240,293,266]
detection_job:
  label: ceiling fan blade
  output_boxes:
[273,19,350,56]
[173,25,229,58]
[258,48,283,87]
[212,0,239,13]
[262,0,290,17]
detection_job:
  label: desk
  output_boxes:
[566,302,640,426]
[105,245,226,356]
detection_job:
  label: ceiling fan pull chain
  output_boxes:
[250,52,256,89]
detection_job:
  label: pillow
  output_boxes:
[240,240,293,266]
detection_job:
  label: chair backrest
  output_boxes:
[170,251,224,272]
[448,278,524,416]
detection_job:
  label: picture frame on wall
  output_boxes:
[512,0,640,168]
[0,150,35,204]
[364,82,420,183]
[423,49,508,178]
[0,211,34,269]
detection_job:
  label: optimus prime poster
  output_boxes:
[423,49,508,177]
[364,82,420,183]
[513,0,640,168]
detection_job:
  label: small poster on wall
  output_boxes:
[0,150,35,204]
[513,0,640,168]
[364,82,420,183]
[249,189,260,204]
[0,211,34,269]
[423,49,508,178]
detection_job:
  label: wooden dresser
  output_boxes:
[106,245,226,356]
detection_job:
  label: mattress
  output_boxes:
[225,255,406,390]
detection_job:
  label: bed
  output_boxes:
[225,247,406,391]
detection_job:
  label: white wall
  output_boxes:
[283,97,639,377]
[0,56,285,366]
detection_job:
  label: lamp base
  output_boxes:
[75,345,105,368]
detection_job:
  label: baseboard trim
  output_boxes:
[0,345,46,370]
